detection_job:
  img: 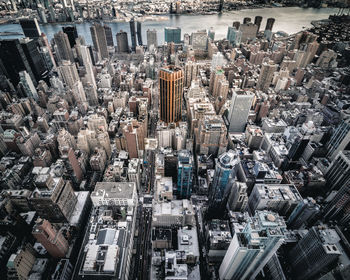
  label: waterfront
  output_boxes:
[0,7,338,45]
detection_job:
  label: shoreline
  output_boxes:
[0,5,339,26]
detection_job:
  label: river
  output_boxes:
[0,7,338,45]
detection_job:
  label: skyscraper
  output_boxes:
[90,23,109,59]
[257,60,278,91]
[164,27,181,44]
[327,119,350,160]
[116,30,129,53]
[103,24,114,46]
[58,60,80,88]
[219,211,287,280]
[20,37,47,83]
[288,226,342,280]
[32,218,69,258]
[159,65,184,123]
[265,17,275,31]
[62,26,78,48]
[227,26,242,46]
[129,18,137,51]
[177,150,193,198]
[228,89,254,132]
[147,29,158,49]
[54,31,75,63]
[137,21,143,46]
[0,39,37,86]
[326,150,350,191]
[209,150,240,211]
[19,18,41,39]
[287,197,320,229]
[254,16,263,33]
[18,70,38,100]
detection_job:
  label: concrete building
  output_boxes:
[54,31,74,63]
[248,184,303,217]
[219,211,286,280]
[7,244,36,280]
[257,60,278,91]
[147,29,158,49]
[32,218,69,258]
[90,23,108,60]
[228,89,254,132]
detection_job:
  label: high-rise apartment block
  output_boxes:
[257,60,278,91]
[147,29,158,49]
[32,218,69,258]
[116,30,129,53]
[159,66,184,123]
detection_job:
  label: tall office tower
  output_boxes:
[219,211,287,280]
[58,60,80,88]
[232,21,240,30]
[254,16,263,33]
[0,39,37,86]
[164,27,181,43]
[287,197,320,229]
[302,41,319,66]
[159,66,184,123]
[177,150,193,198]
[184,61,198,87]
[129,18,137,51]
[116,30,129,53]
[78,44,96,88]
[288,227,342,280]
[62,26,78,48]
[90,23,109,59]
[209,150,240,212]
[103,24,114,46]
[257,60,278,91]
[7,244,36,280]
[324,182,350,225]
[39,32,57,68]
[327,119,350,160]
[265,18,275,31]
[228,89,254,132]
[32,218,69,258]
[19,18,41,39]
[239,22,258,43]
[243,17,251,24]
[191,30,208,50]
[18,71,38,100]
[20,37,47,83]
[54,31,75,63]
[147,29,158,49]
[326,150,350,191]
[227,26,242,46]
[136,21,143,46]
[60,146,84,183]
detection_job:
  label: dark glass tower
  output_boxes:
[159,65,183,123]
[116,30,129,53]
[137,21,143,46]
[104,24,114,46]
[19,18,41,39]
[129,18,137,51]
[0,39,37,86]
[62,26,78,48]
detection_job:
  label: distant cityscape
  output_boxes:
[0,0,349,24]
[0,1,350,280]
